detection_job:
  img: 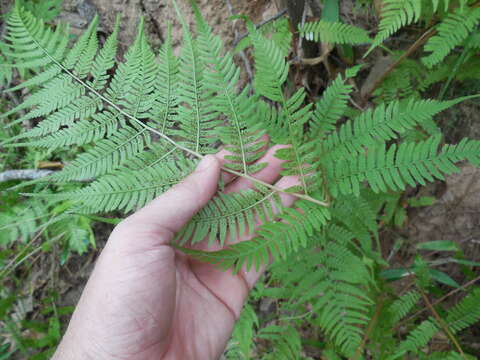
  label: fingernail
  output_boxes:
[196,155,216,172]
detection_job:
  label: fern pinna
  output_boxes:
[2,1,480,358]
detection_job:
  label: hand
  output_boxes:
[53,146,298,360]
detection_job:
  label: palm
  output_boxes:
[161,250,250,359]
[53,146,297,360]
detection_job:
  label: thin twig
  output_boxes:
[0,169,54,182]
[400,274,480,327]
[23,18,329,207]
[353,295,384,360]
[0,216,62,279]
[418,287,466,358]
[361,27,437,104]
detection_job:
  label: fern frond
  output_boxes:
[422,7,480,68]
[225,303,258,359]
[114,19,158,120]
[2,3,69,70]
[310,66,360,135]
[193,4,267,173]
[287,225,374,357]
[322,96,471,161]
[20,0,63,21]
[0,199,48,246]
[328,136,480,196]
[181,201,330,272]
[177,187,282,247]
[0,49,13,86]
[21,110,121,149]
[49,125,151,182]
[299,20,371,45]
[445,287,480,334]
[331,195,378,248]
[393,318,439,358]
[234,17,292,57]
[149,24,178,135]
[258,325,302,360]
[89,16,120,91]
[388,290,420,323]
[248,22,317,195]
[62,159,194,213]
[370,0,422,52]
[392,289,480,358]
[172,1,219,154]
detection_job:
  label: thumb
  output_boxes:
[120,155,221,239]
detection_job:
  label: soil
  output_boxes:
[60,0,280,52]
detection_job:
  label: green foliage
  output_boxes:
[370,0,422,50]
[299,20,371,45]
[19,0,63,21]
[370,0,479,71]
[2,1,480,359]
[422,7,480,68]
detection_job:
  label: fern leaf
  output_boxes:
[89,16,120,90]
[149,24,178,135]
[225,303,258,359]
[177,187,282,247]
[0,199,48,246]
[249,23,316,193]
[3,3,69,69]
[20,0,63,21]
[286,225,374,357]
[62,159,194,213]
[62,15,99,78]
[114,19,158,120]
[258,325,302,360]
[422,7,480,68]
[393,318,439,358]
[49,125,151,182]
[181,201,330,272]
[299,20,371,45]
[329,136,480,196]
[446,287,480,334]
[322,96,472,161]
[311,66,360,135]
[193,4,267,173]
[369,0,422,52]
[172,1,219,154]
[389,291,421,323]
[248,21,288,102]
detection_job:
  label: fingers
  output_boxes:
[118,155,221,244]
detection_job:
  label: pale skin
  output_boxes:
[52,145,299,360]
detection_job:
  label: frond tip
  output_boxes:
[328,136,480,196]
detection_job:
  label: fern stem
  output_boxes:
[361,27,437,104]
[24,27,329,207]
[399,274,480,331]
[353,295,384,360]
[418,287,466,358]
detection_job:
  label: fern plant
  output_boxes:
[2,0,480,358]
[368,0,479,68]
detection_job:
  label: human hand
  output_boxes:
[52,146,298,360]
